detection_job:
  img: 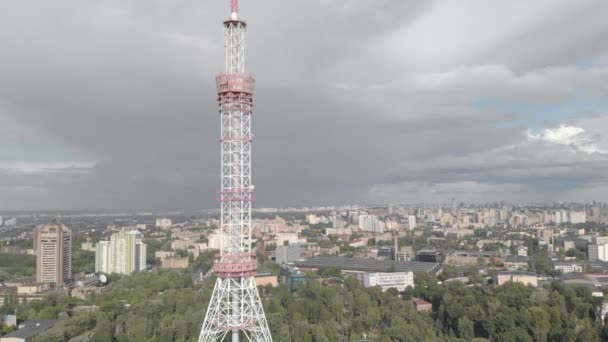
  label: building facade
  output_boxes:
[34,224,72,287]
[155,218,172,229]
[95,231,147,275]
[408,215,417,230]
[275,245,303,264]
[589,244,608,262]
[358,215,385,234]
[497,271,538,287]
[570,211,587,224]
[363,272,414,292]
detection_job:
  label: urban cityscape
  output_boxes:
[2,0,608,342]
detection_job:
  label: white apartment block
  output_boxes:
[359,215,385,234]
[155,218,172,229]
[408,215,417,230]
[569,211,587,224]
[589,244,608,262]
[95,241,110,274]
[363,272,414,292]
[95,231,147,275]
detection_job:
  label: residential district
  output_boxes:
[2,202,608,340]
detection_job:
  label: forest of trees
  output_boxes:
[0,253,35,282]
[1,263,607,342]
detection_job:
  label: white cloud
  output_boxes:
[0,162,95,174]
[527,125,605,154]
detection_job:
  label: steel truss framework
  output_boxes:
[198,1,272,341]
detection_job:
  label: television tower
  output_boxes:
[198,1,273,341]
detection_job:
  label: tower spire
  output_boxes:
[231,0,239,20]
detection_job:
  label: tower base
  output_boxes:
[198,276,272,342]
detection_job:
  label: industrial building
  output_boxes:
[294,256,441,275]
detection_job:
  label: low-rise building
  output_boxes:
[416,249,441,263]
[81,238,95,252]
[396,246,415,262]
[446,251,504,267]
[171,239,191,251]
[254,273,278,287]
[155,218,172,229]
[497,271,538,287]
[504,255,529,271]
[363,272,414,292]
[0,320,58,342]
[4,278,36,288]
[155,251,176,259]
[161,256,189,269]
[411,298,432,312]
[0,315,16,328]
[554,261,584,274]
[17,283,50,295]
[280,264,306,292]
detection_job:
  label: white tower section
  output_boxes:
[198,1,273,341]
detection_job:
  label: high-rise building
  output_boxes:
[359,214,385,233]
[95,231,147,275]
[569,211,587,224]
[589,244,608,262]
[95,241,110,274]
[408,215,417,230]
[135,240,147,272]
[34,224,72,287]
[592,206,601,222]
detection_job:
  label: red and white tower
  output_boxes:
[198,1,272,341]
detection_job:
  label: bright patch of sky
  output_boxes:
[0,113,93,170]
[473,96,608,128]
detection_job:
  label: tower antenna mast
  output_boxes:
[198,1,273,341]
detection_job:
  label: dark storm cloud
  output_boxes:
[0,0,608,210]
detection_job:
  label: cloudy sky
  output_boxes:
[1,0,608,210]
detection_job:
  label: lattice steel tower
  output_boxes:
[198,1,272,341]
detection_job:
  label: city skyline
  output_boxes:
[1,1,608,210]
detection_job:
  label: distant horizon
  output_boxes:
[0,200,605,216]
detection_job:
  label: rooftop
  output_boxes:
[411,298,432,305]
[294,256,440,274]
[505,255,529,263]
[1,320,58,339]
[497,271,537,276]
